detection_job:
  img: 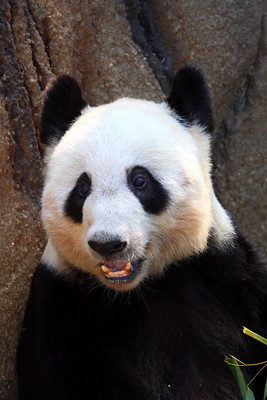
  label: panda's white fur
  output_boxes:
[41,98,234,291]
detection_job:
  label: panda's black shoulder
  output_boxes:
[190,234,267,326]
[24,264,102,323]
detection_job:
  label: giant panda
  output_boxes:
[17,66,267,400]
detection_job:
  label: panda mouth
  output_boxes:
[101,260,139,281]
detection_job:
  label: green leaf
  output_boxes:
[245,389,255,400]
[243,327,267,346]
[263,378,267,400]
[225,356,255,400]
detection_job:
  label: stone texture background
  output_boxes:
[0,1,266,398]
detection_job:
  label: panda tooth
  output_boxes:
[125,262,132,272]
[109,270,126,277]
[101,265,109,273]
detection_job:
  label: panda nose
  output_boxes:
[88,239,127,257]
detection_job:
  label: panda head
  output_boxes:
[41,67,234,291]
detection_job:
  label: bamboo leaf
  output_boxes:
[263,378,267,400]
[243,327,267,346]
[245,389,255,400]
[225,356,255,400]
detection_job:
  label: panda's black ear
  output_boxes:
[166,66,213,132]
[40,75,87,145]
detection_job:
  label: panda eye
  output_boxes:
[78,183,90,197]
[127,166,169,215]
[132,175,147,190]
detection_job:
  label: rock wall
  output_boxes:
[0,1,266,398]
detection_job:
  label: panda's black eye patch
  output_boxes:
[127,166,169,215]
[65,172,91,223]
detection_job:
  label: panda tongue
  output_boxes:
[104,261,128,272]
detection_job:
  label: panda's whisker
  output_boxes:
[140,281,159,294]
[102,286,114,305]
[135,285,151,312]
[146,251,154,260]
[84,276,102,296]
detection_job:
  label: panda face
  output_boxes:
[41,68,234,291]
[42,98,214,291]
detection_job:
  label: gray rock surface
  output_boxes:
[152,0,267,254]
[0,0,266,398]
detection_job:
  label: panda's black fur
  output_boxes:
[17,67,267,399]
